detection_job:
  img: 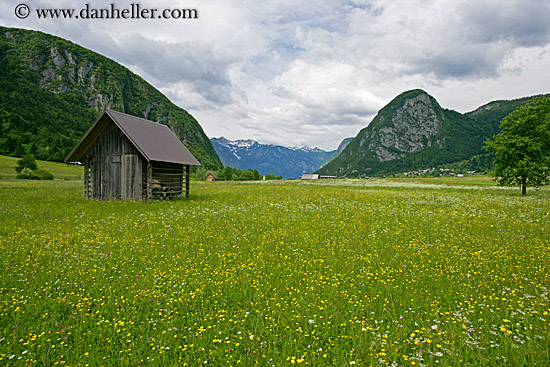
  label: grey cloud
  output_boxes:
[105,35,237,105]
[411,44,506,79]
[460,1,550,47]
[407,1,550,80]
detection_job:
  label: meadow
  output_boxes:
[0,155,83,181]
[0,175,549,366]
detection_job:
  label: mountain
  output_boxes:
[318,89,549,177]
[211,137,347,178]
[464,96,544,136]
[336,137,353,153]
[0,26,221,168]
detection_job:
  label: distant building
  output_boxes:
[301,174,319,180]
[64,110,200,201]
[206,172,218,182]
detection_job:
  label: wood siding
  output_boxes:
[83,122,142,200]
[121,154,142,200]
[81,121,190,202]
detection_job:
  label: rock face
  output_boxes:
[0,26,222,167]
[318,89,487,177]
[37,45,124,110]
[367,93,443,162]
[320,90,550,177]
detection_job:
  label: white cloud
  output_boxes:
[272,60,383,117]
[2,0,550,150]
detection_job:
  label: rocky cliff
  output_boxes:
[367,92,444,162]
[318,89,489,177]
[0,26,221,168]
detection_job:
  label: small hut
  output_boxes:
[205,172,218,182]
[64,110,201,201]
[301,173,319,180]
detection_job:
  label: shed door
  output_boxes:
[111,156,121,199]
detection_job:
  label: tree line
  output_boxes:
[195,166,282,181]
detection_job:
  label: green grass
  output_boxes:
[0,179,549,366]
[0,155,83,181]
[395,175,498,186]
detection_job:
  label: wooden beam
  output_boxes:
[186,165,190,198]
[147,161,152,203]
[84,159,89,198]
[66,115,111,162]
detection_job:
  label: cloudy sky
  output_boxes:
[2,0,550,150]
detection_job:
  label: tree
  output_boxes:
[239,170,255,181]
[484,97,550,195]
[195,167,208,181]
[219,166,237,181]
[246,169,261,180]
[15,154,37,173]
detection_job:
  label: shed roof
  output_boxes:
[301,174,319,180]
[64,110,201,166]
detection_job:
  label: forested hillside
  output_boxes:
[318,90,549,177]
[0,26,222,168]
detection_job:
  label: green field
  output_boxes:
[0,155,83,181]
[0,178,549,366]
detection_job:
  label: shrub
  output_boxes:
[15,154,38,173]
[36,169,54,180]
[16,167,54,180]
[17,167,40,180]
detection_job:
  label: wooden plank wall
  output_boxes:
[84,159,90,198]
[186,165,190,197]
[81,120,191,202]
[83,122,143,201]
[121,154,142,200]
[146,161,152,203]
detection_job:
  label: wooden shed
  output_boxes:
[205,172,218,182]
[301,173,319,180]
[64,110,201,201]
